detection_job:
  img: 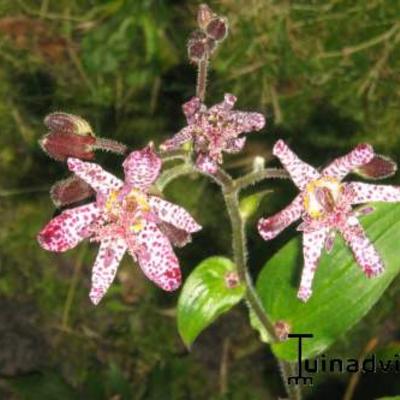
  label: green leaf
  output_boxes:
[256,203,400,361]
[376,397,400,400]
[239,190,272,220]
[177,256,245,347]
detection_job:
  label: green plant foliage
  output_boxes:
[177,256,245,347]
[5,371,76,400]
[256,203,400,361]
[377,397,400,400]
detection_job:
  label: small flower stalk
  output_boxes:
[160,94,265,174]
[258,140,400,302]
[38,146,201,305]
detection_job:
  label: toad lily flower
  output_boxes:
[160,94,265,174]
[258,140,400,302]
[37,146,201,305]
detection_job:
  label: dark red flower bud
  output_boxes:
[354,154,397,180]
[197,4,214,30]
[206,17,228,42]
[40,131,96,161]
[50,175,95,207]
[44,112,94,137]
[187,30,208,62]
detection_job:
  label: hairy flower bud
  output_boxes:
[40,131,96,161]
[44,112,94,137]
[205,17,228,42]
[354,154,397,180]
[50,175,95,207]
[197,4,214,30]
[187,30,209,62]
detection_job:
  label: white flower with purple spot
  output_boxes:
[160,93,265,174]
[258,140,400,302]
[37,146,201,305]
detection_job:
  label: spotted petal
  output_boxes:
[182,96,202,123]
[228,111,265,134]
[258,194,303,241]
[68,158,123,195]
[298,227,329,302]
[37,203,100,252]
[209,93,237,113]
[89,237,127,305]
[347,182,400,204]
[132,221,181,291]
[340,216,384,278]
[273,140,320,190]
[123,146,162,191]
[196,153,218,174]
[148,196,201,233]
[160,126,193,152]
[322,144,374,180]
[225,137,246,154]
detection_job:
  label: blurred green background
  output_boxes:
[1,0,400,399]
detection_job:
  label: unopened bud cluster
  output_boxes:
[39,112,127,207]
[188,4,228,63]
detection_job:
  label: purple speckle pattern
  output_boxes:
[38,147,201,305]
[258,140,400,302]
[160,93,265,174]
[123,145,162,190]
[68,158,123,195]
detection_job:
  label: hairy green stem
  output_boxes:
[156,163,196,192]
[279,360,302,400]
[154,156,299,399]
[160,149,189,162]
[196,56,209,102]
[223,190,278,342]
[93,137,128,155]
[235,168,289,190]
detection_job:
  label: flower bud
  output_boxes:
[187,30,209,63]
[44,112,94,137]
[354,154,397,180]
[40,131,96,161]
[205,17,228,42]
[274,320,291,341]
[50,175,95,207]
[197,4,214,30]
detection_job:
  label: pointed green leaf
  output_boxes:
[256,203,400,361]
[239,190,272,220]
[177,256,245,347]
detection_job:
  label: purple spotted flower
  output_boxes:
[37,146,201,305]
[258,140,400,302]
[160,94,265,174]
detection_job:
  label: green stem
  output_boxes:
[235,168,289,190]
[279,360,302,400]
[223,190,278,342]
[156,163,196,192]
[154,158,299,399]
[93,137,128,155]
[196,56,209,102]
